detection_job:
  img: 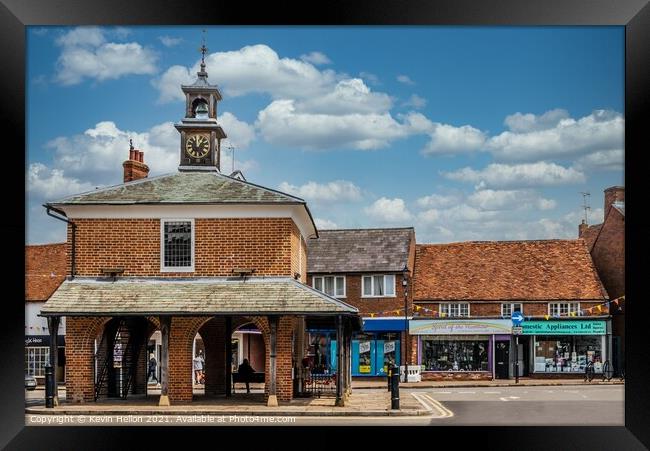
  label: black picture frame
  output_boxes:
[2,0,648,448]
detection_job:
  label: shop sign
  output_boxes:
[384,341,395,353]
[359,341,371,353]
[25,335,65,347]
[522,321,606,335]
[409,319,512,335]
[359,365,371,373]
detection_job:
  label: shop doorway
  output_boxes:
[495,341,510,379]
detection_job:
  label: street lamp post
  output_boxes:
[402,265,409,383]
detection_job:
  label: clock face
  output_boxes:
[185,134,210,159]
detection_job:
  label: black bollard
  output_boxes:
[390,365,400,410]
[387,366,392,392]
[45,363,54,408]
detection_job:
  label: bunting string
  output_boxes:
[366,295,624,320]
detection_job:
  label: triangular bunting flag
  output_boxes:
[544,315,550,320]
[596,305,602,312]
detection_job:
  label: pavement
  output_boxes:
[351,377,624,389]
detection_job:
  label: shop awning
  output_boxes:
[362,318,408,332]
[39,277,360,317]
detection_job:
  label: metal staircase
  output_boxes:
[94,318,147,400]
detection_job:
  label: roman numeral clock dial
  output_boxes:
[185,134,210,161]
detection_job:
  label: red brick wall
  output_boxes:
[307,274,410,316]
[67,218,298,277]
[413,301,609,317]
[590,210,625,302]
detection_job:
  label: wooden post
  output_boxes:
[335,315,344,406]
[47,316,60,406]
[159,316,171,406]
[267,316,278,406]
[225,316,232,397]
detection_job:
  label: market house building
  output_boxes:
[306,228,416,377]
[39,50,360,407]
[411,240,610,380]
[25,243,67,385]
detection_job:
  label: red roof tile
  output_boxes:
[25,243,67,301]
[414,239,607,301]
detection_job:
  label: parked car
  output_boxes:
[25,374,37,390]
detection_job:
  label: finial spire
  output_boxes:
[199,29,208,74]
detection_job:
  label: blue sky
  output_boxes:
[26,26,624,244]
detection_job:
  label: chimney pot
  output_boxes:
[139,151,144,163]
[604,186,624,215]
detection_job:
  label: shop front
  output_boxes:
[352,318,405,376]
[409,319,512,380]
[522,319,610,375]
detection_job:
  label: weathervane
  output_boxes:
[199,29,208,73]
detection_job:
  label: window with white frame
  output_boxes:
[549,302,580,317]
[25,347,50,376]
[362,274,395,297]
[161,219,194,271]
[501,303,523,318]
[440,303,470,317]
[313,276,346,298]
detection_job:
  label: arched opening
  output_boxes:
[93,317,153,400]
[231,321,266,394]
[191,97,209,119]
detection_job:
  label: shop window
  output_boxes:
[549,302,580,317]
[501,303,523,318]
[421,337,488,371]
[312,276,346,298]
[25,347,50,376]
[160,219,194,271]
[533,335,603,373]
[440,303,470,317]
[362,274,395,297]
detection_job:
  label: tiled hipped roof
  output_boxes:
[307,228,414,273]
[414,240,608,301]
[25,243,67,301]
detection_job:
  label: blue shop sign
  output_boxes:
[362,318,407,332]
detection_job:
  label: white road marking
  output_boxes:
[484,391,501,394]
[457,391,475,394]
[499,396,521,402]
[432,391,452,394]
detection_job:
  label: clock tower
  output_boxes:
[175,39,227,171]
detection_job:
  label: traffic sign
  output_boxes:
[512,326,523,335]
[511,311,524,326]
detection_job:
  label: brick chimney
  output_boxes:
[122,140,150,183]
[604,186,624,213]
[578,220,588,237]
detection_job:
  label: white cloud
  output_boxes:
[466,189,556,211]
[54,27,157,85]
[278,180,363,203]
[159,36,183,47]
[218,112,257,150]
[300,51,332,65]
[504,108,570,133]
[296,78,393,115]
[401,112,486,155]
[444,162,585,189]
[402,94,427,109]
[489,109,624,162]
[575,149,624,171]
[364,197,412,223]
[153,44,339,103]
[315,218,339,229]
[416,193,460,209]
[256,99,408,150]
[396,74,415,85]
[27,163,94,200]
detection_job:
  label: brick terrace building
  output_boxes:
[306,228,416,377]
[411,240,610,380]
[39,54,360,407]
[25,243,67,384]
[579,186,625,375]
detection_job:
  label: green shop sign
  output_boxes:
[522,321,606,335]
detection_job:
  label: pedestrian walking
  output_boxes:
[193,351,205,384]
[237,358,255,393]
[147,353,158,384]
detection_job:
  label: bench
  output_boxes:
[232,372,265,392]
